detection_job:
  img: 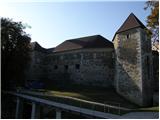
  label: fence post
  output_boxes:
[104,102,106,113]
[56,109,61,119]
[107,103,110,113]
[31,102,40,119]
[92,104,95,118]
[118,103,121,115]
[15,97,23,119]
[79,101,82,115]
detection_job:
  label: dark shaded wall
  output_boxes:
[152,51,159,92]
[44,48,115,88]
[25,50,48,85]
[113,28,153,106]
[140,28,153,105]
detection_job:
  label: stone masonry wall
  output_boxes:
[114,28,144,106]
[140,28,153,105]
[25,51,48,83]
[152,51,159,92]
[44,48,115,88]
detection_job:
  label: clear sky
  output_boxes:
[0,1,150,48]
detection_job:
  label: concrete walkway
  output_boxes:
[121,112,159,119]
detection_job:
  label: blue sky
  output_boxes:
[0,1,150,48]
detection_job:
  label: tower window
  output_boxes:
[64,65,68,70]
[54,65,58,70]
[75,64,80,69]
[126,34,130,39]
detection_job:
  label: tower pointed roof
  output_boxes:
[116,13,146,33]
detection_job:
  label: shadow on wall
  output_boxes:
[152,51,159,92]
[116,61,152,107]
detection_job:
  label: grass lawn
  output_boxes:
[29,84,138,108]
[20,84,158,115]
[137,106,159,112]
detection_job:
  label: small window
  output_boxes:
[64,65,68,70]
[54,65,58,70]
[75,64,80,69]
[126,34,130,39]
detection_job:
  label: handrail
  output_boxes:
[4,91,120,119]
[19,89,131,111]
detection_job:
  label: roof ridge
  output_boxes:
[66,34,101,41]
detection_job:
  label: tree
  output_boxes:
[144,1,159,51]
[1,18,31,90]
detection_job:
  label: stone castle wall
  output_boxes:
[113,28,153,106]
[25,29,156,106]
[140,28,153,105]
[44,48,115,87]
[25,51,48,83]
[152,51,159,92]
[114,28,144,105]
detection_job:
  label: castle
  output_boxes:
[25,13,158,106]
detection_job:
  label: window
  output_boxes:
[75,64,80,69]
[64,65,68,70]
[126,34,130,39]
[54,65,58,70]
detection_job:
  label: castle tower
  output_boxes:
[113,13,153,106]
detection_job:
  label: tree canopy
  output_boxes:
[145,1,159,50]
[1,18,31,90]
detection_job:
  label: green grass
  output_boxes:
[30,85,138,109]
[137,106,159,112]
[24,93,126,115]
[20,84,140,115]
[21,84,158,115]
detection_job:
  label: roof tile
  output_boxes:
[54,35,113,52]
[116,13,146,33]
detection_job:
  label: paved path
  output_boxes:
[121,112,159,119]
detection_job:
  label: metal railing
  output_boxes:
[18,89,131,115]
[4,91,120,119]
